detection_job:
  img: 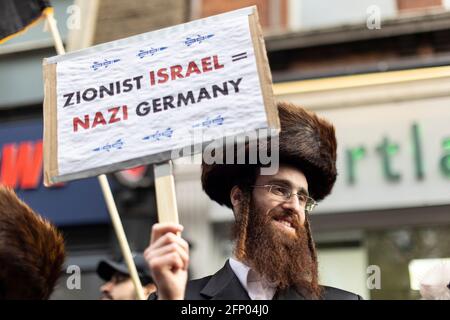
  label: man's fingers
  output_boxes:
[150,231,189,252]
[144,231,190,272]
[150,252,185,273]
[150,223,184,245]
[147,242,189,270]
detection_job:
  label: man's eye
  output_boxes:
[271,186,288,196]
[113,274,128,284]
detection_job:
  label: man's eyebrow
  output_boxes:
[267,179,291,187]
[298,187,309,197]
[267,179,309,196]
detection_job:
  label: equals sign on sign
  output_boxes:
[232,52,247,62]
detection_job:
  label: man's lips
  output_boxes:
[272,214,295,230]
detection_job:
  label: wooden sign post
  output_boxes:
[154,161,179,224]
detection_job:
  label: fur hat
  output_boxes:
[201,101,337,208]
[0,186,65,299]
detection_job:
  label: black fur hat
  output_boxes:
[201,101,337,208]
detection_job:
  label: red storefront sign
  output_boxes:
[0,140,43,190]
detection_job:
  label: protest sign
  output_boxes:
[43,6,279,185]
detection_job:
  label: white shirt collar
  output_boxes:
[229,257,277,300]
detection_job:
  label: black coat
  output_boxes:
[150,260,363,300]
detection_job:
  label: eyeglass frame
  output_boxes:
[250,184,318,213]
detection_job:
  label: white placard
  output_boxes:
[43,7,278,184]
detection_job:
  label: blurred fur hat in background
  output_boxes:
[0,186,65,299]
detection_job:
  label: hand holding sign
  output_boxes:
[144,223,189,300]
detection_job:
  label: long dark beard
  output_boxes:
[232,192,322,299]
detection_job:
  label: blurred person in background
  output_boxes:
[0,185,65,299]
[97,253,156,300]
[419,262,450,300]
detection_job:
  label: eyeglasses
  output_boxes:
[251,184,318,213]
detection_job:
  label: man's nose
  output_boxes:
[100,281,113,293]
[280,195,305,225]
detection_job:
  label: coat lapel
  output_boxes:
[274,287,306,300]
[200,260,251,300]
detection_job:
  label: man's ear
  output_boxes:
[230,185,243,208]
[143,283,157,298]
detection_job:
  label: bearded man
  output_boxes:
[144,102,362,300]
